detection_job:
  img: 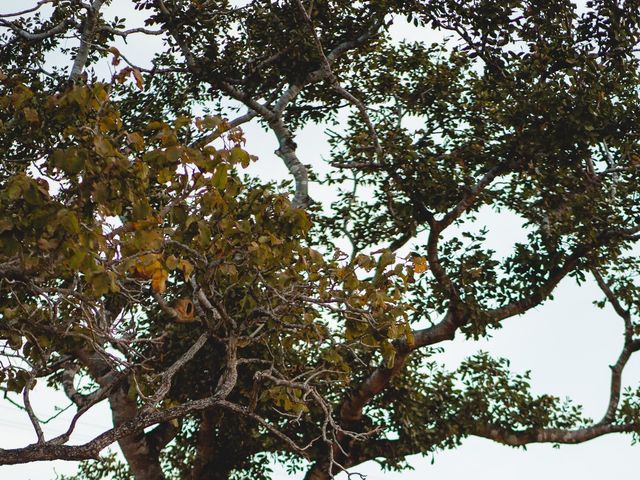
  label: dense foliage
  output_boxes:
[1,1,640,479]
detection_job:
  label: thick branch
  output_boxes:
[68,0,105,82]
[0,394,226,465]
[473,422,638,446]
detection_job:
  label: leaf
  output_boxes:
[151,269,168,293]
[6,175,27,199]
[131,254,169,293]
[173,298,196,323]
[94,135,115,157]
[23,107,39,123]
[230,146,251,168]
[165,255,179,270]
[178,259,194,280]
[67,249,87,269]
[131,67,144,90]
[412,255,428,273]
[37,238,59,251]
[61,153,84,174]
[58,210,80,234]
[109,46,121,66]
[201,115,223,129]
[212,163,228,189]
[91,271,118,296]
[127,131,145,150]
[378,250,395,269]
[381,341,396,369]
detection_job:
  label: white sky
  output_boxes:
[1,1,639,479]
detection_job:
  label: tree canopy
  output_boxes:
[1,1,640,479]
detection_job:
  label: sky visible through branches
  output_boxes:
[0,1,639,479]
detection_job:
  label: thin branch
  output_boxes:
[295,0,384,161]
[438,163,503,229]
[0,1,54,18]
[592,269,632,328]
[97,25,164,37]
[145,332,210,407]
[592,268,638,423]
[0,394,225,464]
[0,17,70,41]
[23,376,45,444]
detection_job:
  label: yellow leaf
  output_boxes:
[131,254,170,293]
[151,269,168,293]
[412,255,428,273]
[178,259,194,280]
[165,255,179,270]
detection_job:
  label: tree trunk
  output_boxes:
[110,387,166,480]
[189,411,235,480]
[304,461,332,480]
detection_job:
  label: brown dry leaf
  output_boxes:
[131,68,144,90]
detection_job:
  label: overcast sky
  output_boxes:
[1,1,639,479]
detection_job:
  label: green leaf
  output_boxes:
[58,210,80,234]
[90,271,118,296]
[212,163,228,189]
[94,135,115,157]
[230,146,251,168]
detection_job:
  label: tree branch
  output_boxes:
[473,422,638,446]
[69,0,105,83]
[592,269,639,423]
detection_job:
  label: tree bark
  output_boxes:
[110,386,166,480]
[304,464,332,480]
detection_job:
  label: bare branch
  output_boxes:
[0,18,69,41]
[97,25,164,37]
[145,332,210,407]
[592,269,638,423]
[473,422,638,446]
[0,1,54,19]
[69,0,105,83]
[62,364,88,408]
[0,394,225,464]
[23,376,44,444]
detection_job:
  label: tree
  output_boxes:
[1,0,640,478]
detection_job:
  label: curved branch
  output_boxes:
[438,163,503,230]
[592,269,639,423]
[0,17,69,41]
[473,422,638,446]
